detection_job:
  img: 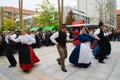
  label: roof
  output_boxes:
[15,14,39,22]
[3,6,38,15]
[116,10,120,15]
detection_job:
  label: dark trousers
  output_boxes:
[6,45,17,66]
[98,41,106,62]
[0,46,4,56]
[57,45,67,70]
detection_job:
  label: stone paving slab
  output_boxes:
[0,41,120,80]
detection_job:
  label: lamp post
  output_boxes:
[61,0,63,24]
[0,6,3,30]
[58,0,64,26]
[19,0,23,30]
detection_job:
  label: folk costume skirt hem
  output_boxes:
[19,45,40,71]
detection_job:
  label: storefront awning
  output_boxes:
[30,27,41,31]
[43,26,56,31]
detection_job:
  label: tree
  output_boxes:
[32,16,40,27]
[94,0,116,25]
[106,1,116,25]
[2,18,16,31]
[65,10,75,25]
[36,0,59,28]
[94,0,106,22]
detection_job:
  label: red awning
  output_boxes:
[72,20,84,25]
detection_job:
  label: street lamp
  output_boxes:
[58,0,64,26]
[0,6,3,30]
[19,0,23,30]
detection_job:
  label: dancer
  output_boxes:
[5,27,17,67]
[50,24,72,72]
[93,22,112,63]
[69,27,93,68]
[10,30,40,72]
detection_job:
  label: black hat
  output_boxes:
[98,22,104,27]
[60,24,67,28]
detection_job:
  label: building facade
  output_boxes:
[0,6,37,30]
[117,10,120,29]
[63,7,89,24]
[75,0,117,27]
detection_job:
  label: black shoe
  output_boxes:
[95,56,100,60]
[62,69,67,72]
[8,65,12,67]
[99,61,105,63]
[8,65,16,67]
[104,56,108,59]
[23,70,30,73]
[12,65,16,67]
[56,59,61,65]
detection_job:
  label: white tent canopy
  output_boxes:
[66,23,97,28]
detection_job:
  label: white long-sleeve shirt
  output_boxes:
[12,34,36,45]
[5,33,17,43]
[50,31,70,44]
[93,28,110,40]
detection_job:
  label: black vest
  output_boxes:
[8,33,16,46]
[98,29,104,40]
[56,30,67,47]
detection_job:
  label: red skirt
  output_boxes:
[73,40,80,46]
[19,45,40,70]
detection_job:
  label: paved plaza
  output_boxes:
[0,41,120,80]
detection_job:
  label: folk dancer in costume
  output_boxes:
[9,30,40,72]
[69,27,93,68]
[5,27,17,67]
[93,22,112,63]
[103,26,112,57]
[50,24,72,72]
[93,26,112,59]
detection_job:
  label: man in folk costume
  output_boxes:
[10,30,40,72]
[5,27,17,67]
[93,22,112,63]
[50,24,72,72]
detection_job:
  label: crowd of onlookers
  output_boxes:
[0,27,120,56]
[0,30,55,56]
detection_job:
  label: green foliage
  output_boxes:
[36,0,59,28]
[32,16,40,27]
[2,18,16,31]
[65,10,75,25]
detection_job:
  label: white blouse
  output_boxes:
[12,34,36,45]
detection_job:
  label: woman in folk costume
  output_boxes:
[69,27,93,68]
[10,30,40,72]
[69,27,94,68]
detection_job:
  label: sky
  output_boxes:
[0,0,76,10]
[0,0,120,10]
